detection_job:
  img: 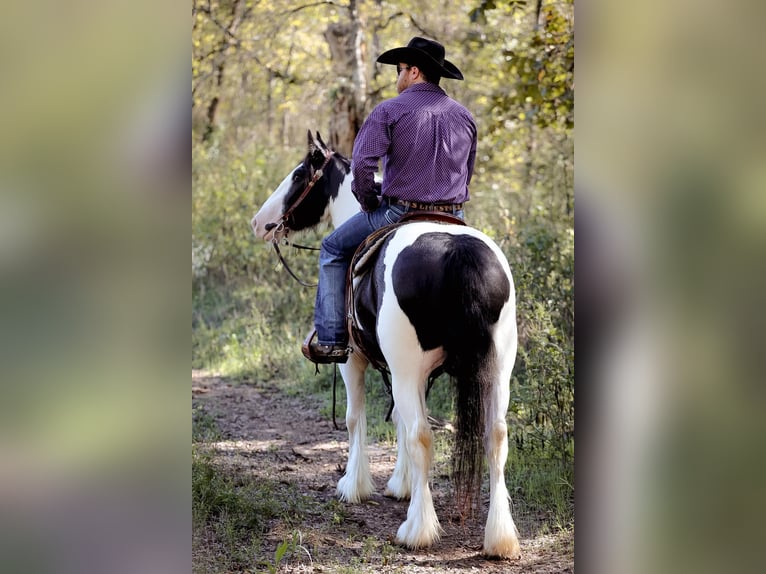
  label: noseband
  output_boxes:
[267,151,335,287]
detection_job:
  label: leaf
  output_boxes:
[274,538,290,564]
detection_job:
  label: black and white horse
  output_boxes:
[251,131,520,558]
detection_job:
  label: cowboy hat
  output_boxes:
[376,37,464,80]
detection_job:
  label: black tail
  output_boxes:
[441,235,511,512]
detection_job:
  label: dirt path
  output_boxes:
[193,370,573,573]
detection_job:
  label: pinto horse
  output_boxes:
[251,131,520,558]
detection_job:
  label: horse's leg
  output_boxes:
[336,351,375,503]
[483,303,521,558]
[377,235,444,548]
[389,366,442,549]
[384,405,412,501]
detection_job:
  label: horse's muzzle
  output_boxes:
[251,215,278,241]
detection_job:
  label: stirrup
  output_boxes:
[301,329,350,364]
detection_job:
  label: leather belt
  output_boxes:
[387,197,464,213]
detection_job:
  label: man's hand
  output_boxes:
[361,194,381,213]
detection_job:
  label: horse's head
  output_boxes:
[251,130,349,241]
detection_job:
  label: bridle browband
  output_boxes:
[266,150,335,287]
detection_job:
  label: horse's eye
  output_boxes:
[292,171,304,182]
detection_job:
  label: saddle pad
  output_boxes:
[351,225,398,279]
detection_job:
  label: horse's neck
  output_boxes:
[327,171,361,228]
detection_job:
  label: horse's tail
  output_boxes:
[441,234,511,513]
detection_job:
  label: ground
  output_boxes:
[192,370,574,573]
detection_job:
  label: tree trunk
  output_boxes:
[201,0,244,143]
[324,0,367,156]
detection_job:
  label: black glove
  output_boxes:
[361,193,381,213]
[359,181,382,212]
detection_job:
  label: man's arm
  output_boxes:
[466,118,478,186]
[352,106,390,211]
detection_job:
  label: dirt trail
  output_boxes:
[193,370,573,573]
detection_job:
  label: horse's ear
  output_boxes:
[315,131,328,152]
[307,130,316,153]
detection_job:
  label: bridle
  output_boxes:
[265,151,335,287]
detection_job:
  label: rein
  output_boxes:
[268,151,334,287]
[271,238,318,287]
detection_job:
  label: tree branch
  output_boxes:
[378,11,404,31]
[408,15,437,39]
[197,4,249,46]
[284,1,344,15]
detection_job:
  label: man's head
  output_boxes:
[394,62,431,93]
[377,37,463,92]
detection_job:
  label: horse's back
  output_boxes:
[386,222,513,280]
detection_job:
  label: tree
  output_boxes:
[323,0,367,156]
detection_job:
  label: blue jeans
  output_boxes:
[314,199,464,345]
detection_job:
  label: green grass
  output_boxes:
[192,447,339,572]
[192,405,221,443]
[506,443,574,532]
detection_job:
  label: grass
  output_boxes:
[506,444,574,533]
[192,445,343,573]
[192,405,221,443]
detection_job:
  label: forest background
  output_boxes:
[192,0,573,567]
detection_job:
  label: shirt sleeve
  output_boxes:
[351,105,391,206]
[465,117,478,187]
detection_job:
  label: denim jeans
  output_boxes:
[314,199,464,345]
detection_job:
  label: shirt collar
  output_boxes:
[400,83,446,96]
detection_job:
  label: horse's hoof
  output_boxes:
[396,518,441,549]
[483,537,521,560]
[384,474,411,500]
[337,474,374,503]
[383,486,410,501]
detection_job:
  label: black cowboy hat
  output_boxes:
[376,37,464,80]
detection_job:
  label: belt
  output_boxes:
[387,197,464,213]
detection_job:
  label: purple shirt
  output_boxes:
[351,83,477,206]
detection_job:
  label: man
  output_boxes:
[303,36,477,363]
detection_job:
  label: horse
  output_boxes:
[251,131,521,559]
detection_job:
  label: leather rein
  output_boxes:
[266,152,335,287]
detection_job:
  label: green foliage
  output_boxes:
[192,143,296,282]
[510,222,574,454]
[264,530,313,574]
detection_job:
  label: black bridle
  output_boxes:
[265,151,335,287]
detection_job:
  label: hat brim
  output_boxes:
[377,47,464,80]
